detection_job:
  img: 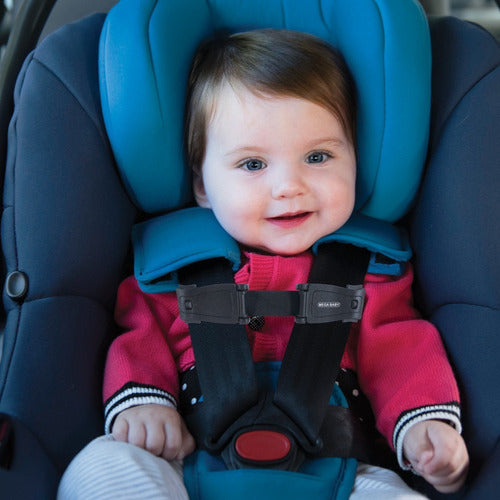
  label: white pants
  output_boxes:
[350,463,428,499]
[57,435,428,500]
[57,436,188,500]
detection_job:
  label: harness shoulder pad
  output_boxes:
[133,210,411,293]
[313,213,411,276]
[132,207,240,293]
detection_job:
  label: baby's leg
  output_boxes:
[350,463,428,500]
[57,435,189,500]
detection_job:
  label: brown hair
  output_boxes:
[185,29,356,171]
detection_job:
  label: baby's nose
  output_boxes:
[271,166,306,199]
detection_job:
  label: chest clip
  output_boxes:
[177,283,365,325]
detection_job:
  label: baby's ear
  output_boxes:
[192,170,211,208]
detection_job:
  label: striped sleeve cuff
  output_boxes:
[393,402,462,470]
[104,383,177,434]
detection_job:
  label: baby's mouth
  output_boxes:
[267,212,312,228]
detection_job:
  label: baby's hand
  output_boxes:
[113,404,196,461]
[403,420,469,493]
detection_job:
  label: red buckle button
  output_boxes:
[235,430,291,463]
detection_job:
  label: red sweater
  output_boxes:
[103,251,461,468]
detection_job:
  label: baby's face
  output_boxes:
[194,84,356,255]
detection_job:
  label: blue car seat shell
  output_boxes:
[410,16,500,494]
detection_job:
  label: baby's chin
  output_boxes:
[240,241,312,257]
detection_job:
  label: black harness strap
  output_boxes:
[245,290,299,318]
[274,243,370,449]
[178,259,259,442]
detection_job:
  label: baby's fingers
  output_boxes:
[422,459,468,494]
[144,424,167,457]
[422,429,469,493]
[127,421,147,449]
[159,412,184,461]
[159,415,196,461]
[112,414,148,449]
[178,419,196,460]
[112,416,129,443]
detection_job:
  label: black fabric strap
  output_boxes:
[245,290,299,318]
[178,259,259,443]
[274,243,370,449]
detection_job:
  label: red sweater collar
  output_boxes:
[234,251,313,291]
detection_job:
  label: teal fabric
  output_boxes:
[133,207,241,293]
[183,362,357,500]
[313,213,412,262]
[184,451,356,500]
[133,208,410,292]
[99,0,431,222]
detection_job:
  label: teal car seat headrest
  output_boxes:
[99,0,431,222]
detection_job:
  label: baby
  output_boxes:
[58,29,469,500]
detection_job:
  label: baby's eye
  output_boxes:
[241,159,266,171]
[306,152,331,164]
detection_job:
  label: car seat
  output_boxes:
[409,13,500,499]
[0,0,498,498]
